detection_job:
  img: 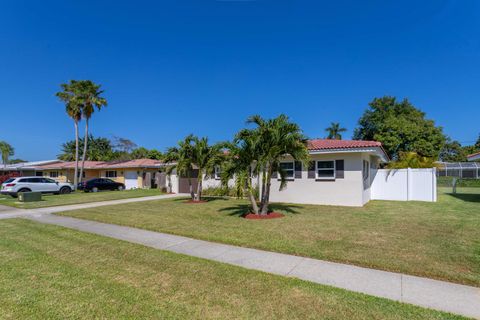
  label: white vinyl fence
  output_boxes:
[371,168,437,202]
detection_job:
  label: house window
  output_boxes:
[363,160,369,181]
[214,166,221,180]
[35,171,43,177]
[49,171,59,178]
[279,161,295,179]
[316,161,335,179]
[76,171,86,178]
[105,170,117,178]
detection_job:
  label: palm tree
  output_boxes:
[387,152,437,169]
[325,122,347,140]
[74,81,107,183]
[164,135,195,199]
[0,141,14,169]
[221,136,260,214]
[189,136,225,201]
[225,115,309,215]
[56,82,83,189]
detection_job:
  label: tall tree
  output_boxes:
[0,141,14,168]
[74,80,107,183]
[353,96,446,159]
[325,122,347,140]
[56,83,83,189]
[475,134,480,150]
[58,136,115,161]
[439,138,466,162]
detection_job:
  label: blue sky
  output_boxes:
[1,0,479,160]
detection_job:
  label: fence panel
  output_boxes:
[371,168,436,202]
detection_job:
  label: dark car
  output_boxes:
[79,178,125,192]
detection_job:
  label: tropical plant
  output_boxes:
[325,122,347,140]
[58,135,115,161]
[386,152,437,169]
[189,136,226,201]
[224,115,309,215]
[353,96,446,159]
[72,80,107,183]
[164,135,196,199]
[0,141,14,168]
[56,83,83,189]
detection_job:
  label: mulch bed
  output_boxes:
[243,212,284,220]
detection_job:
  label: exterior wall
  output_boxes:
[267,153,366,207]
[170,168,179,193]
[202,174,235,189]
[371,168,437,202]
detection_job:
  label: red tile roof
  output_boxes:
[307,139,382,150]
[35,159,164,170]
[467,151,480,159]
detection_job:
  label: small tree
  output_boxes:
[225,115,309,215]
[189,136,225,201]
[325,122,347,140]
[386,152,437,169]
[164,135,195,199]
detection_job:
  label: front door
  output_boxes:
[124,171,138,190]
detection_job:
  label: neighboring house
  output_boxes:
[34,159,165,189]
[467,151,480,162]
[0,160,63,176]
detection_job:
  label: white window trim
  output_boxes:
[315,160,336,180]
[214,166,221,180]
[279,161,295,180]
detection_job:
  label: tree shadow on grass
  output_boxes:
[447,193,480,203]
[219,203,303,217]
[171,196,230,203]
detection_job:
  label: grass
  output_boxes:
[58,187,480,287]
[0,189,164,209]
[0,219,465,319]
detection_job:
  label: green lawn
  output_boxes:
[0,189,164,209]
[0,219,464,319]
[58,187,480,287]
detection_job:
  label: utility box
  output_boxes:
[18,192,42,202]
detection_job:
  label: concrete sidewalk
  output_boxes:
[0,193,186,219]
[23,213,480,319]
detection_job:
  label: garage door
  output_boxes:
[124,171,138,190]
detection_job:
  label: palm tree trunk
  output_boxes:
[73,120,79,190]
[246,179,259,214]
[187,173,194,199]
[195,174,203,201]
[79,118,89,184]
[260,163,272,215]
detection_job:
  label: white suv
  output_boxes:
[1,177,74,198]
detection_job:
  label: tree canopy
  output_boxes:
[353,96,446,159]
[58,135,115,161]
[0,141,14,167]
[325,122,347,140]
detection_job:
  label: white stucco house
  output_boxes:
[169,139,391,207]
[266,139,389,207]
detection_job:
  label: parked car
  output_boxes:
[78,178,125,192]
[0,177,74,198]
